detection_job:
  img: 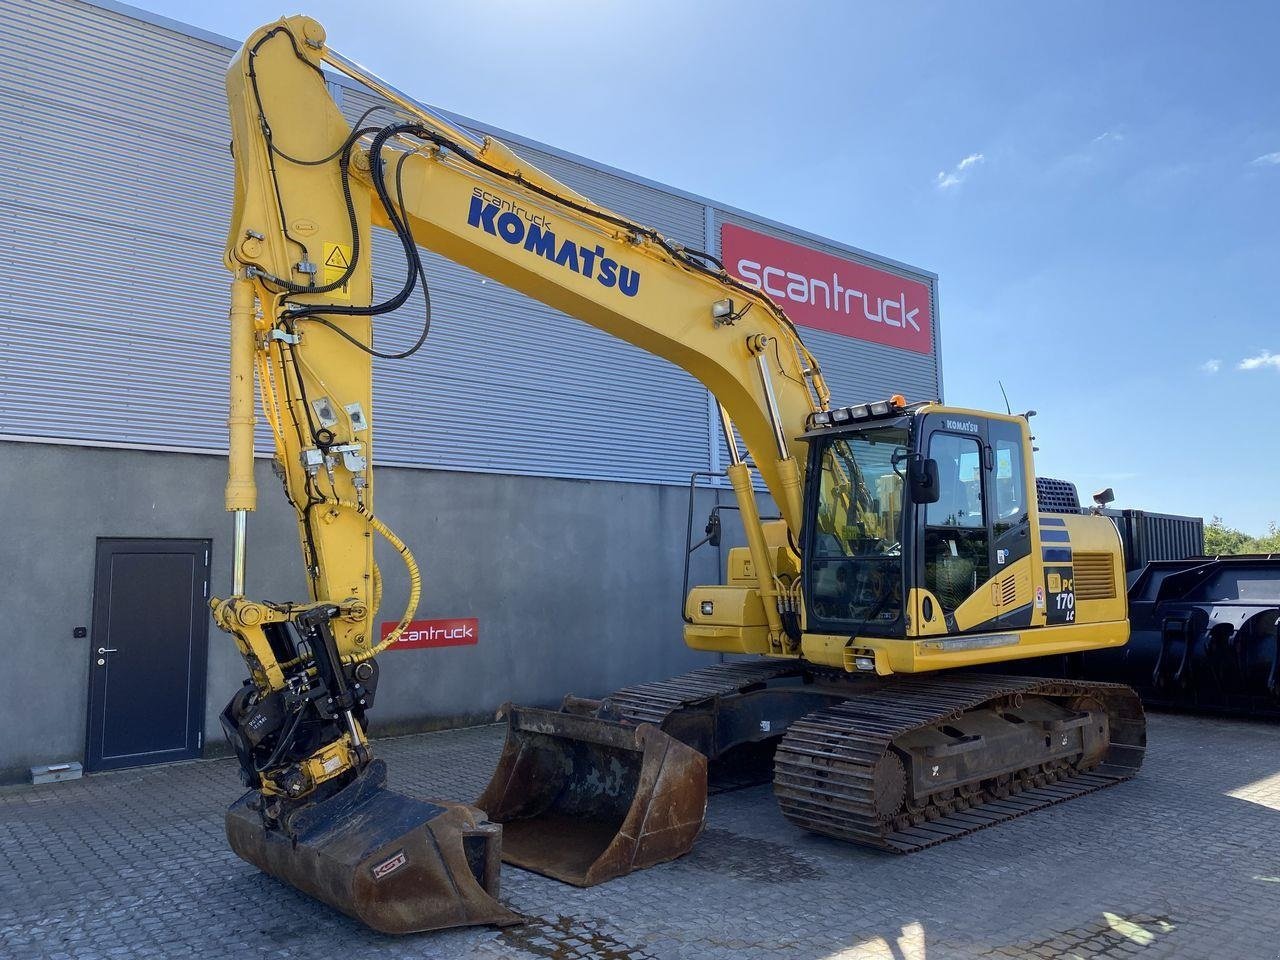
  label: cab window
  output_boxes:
[990,422,1027,535]
[923,432,988,613]
[926,434,984,529]
[807,428,906,629]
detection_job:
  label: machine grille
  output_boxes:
[1073,552,1117,600]
[1036,477,1081,514]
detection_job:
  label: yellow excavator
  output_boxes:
[212,16,1146,934]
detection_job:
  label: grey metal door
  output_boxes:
[85,538,210,772]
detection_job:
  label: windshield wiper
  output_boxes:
[844,574,898,647]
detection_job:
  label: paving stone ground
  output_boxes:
[3,712,1279,959]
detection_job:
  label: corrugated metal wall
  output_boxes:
[1,0,941,487]
[0,0,234,448]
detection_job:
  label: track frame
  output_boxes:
[601,660,1146,852]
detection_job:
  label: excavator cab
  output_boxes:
[801,402,1040,645]
[795,399,1130,665]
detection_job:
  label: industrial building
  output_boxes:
[0,0,940,780]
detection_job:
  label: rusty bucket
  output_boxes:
[475,705,707,887]
[226,759,520,934]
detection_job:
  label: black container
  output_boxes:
[1103,509,1205,575]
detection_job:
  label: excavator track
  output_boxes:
[772,674,1146,852]
[605,658,803,725]
[604,663,1145,853]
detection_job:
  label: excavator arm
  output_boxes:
[211,15,831,929]
[218,16,830,690]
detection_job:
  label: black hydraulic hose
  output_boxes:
[289,134,434,359]
[248,128,371,297]
[269,105,393,166]
[256,704,307,773]
[678,247,726,270]
[410,126,815,355]
[246,28,321,267]
[285,124,422,319]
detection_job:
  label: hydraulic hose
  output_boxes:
[331,500,420,663]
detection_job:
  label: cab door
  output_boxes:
[986,418,1035,629]
[916,415,991,628]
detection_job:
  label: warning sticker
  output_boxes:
[322,241,352,301]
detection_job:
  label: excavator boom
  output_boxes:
[214,15,829,928]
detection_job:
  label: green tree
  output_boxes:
[1257,523,1280,553]
[1204,516,1280,555]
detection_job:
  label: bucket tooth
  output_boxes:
[226,759,520,934]
[476,704,707,886]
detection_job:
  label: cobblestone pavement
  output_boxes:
[3,712,1279,959]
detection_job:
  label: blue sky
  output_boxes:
[136,0,1278,532]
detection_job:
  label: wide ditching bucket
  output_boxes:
[226,759,520,935]
[476,704,707,886]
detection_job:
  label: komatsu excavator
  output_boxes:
[213,16,1146,934]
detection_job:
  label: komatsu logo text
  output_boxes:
[467,190,640,297]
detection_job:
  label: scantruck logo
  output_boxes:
[721,223,933,355]
[380,618,478,650]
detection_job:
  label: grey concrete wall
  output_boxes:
[0,440,727,778]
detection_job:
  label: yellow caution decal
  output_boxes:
[322,241,352,301]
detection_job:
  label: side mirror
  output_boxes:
[704,511,722,548]
[1091,487,1115,516]
[908,458,941,504]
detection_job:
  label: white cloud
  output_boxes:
[1093,130,1125,144]
[1239,350,1280,371]
[1201,359,1222,374]
[1252,152,1280,166]
[935,152,985,189]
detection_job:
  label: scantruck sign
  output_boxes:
[721,223,933,355]
[379,618,478,649]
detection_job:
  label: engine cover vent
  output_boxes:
[1036,477,1081,514]
[1074,552,1117,600]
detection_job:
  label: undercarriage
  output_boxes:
[482,658,1146,866]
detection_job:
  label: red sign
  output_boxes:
[380,617,478,649]
[721,223,933,355]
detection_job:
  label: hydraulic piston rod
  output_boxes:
[226,276,257,596]
[718,404,786,647]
